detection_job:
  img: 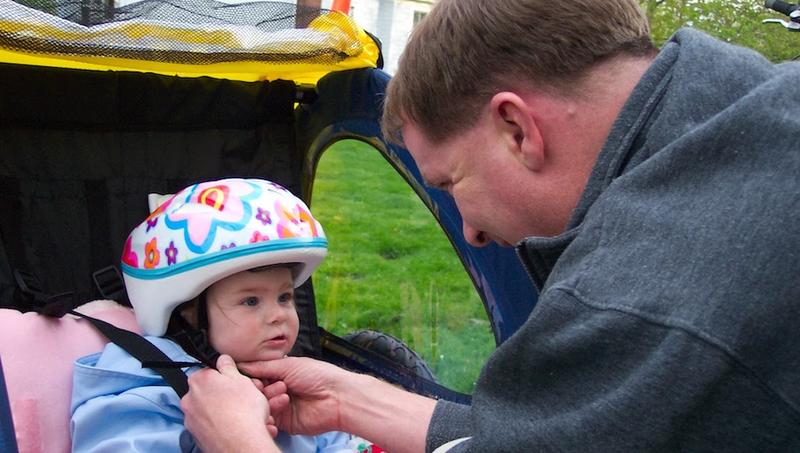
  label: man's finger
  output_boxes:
[263,380,287,399]
[268,393,290,414]
[216,354,239,376]
[266,415,278,438]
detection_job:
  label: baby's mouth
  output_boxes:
[263,334,287,346]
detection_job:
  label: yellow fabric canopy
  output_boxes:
[0,2,379,84]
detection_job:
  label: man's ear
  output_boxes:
[490,92,544,171]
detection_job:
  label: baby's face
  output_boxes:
[205,267,299,362]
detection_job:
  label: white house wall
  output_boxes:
[351,0,435,74]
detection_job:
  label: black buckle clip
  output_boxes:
[92,266,126,303]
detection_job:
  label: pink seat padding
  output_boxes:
[0,301,141,453]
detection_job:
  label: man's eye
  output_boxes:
[278,292,294,304]
[242,297,259,307]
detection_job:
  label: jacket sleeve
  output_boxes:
[427,289,800,451]
[71,385,190,452]
[425,400,471,453]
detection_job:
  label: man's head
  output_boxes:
[382,0,654,143]
[383,0,655,246]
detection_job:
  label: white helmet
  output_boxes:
[121,178,327,336]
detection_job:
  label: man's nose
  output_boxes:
[463,222,491,248]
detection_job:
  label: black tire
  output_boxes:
[343,329,438,382]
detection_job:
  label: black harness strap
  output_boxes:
[15,268,203,398]
[67,309,193,397]
[168,313,220,370]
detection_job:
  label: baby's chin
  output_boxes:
[230,349,291,363]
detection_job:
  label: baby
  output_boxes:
[70,178,356,452]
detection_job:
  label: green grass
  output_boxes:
[311,140,495,393]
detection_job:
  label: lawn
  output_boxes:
[311,139,496,394]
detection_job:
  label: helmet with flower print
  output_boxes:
[121,178,327,336]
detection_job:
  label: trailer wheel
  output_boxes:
[343,329,438,382]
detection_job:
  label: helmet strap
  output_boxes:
[197,290,209,332]
[166,293,220,369]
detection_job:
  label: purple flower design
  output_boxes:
[256,207,272,225]
[146,217,158,232]
[165,241,179,265]
[221,242,237,250]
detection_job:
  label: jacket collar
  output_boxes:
[515,31,685,290]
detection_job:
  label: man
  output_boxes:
[181,0,800,451]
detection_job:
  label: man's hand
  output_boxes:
[181,355,279,453]
[240,356,437,453]
[239,357,350,436]
[250,378,280,438]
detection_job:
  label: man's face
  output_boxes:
[402,119,539,247]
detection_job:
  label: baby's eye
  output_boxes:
[278,291,294,304]
[241,296,259,307]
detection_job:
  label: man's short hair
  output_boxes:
[382,0,656,145]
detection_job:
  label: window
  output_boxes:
[413,10,427,27]
[312,140,495,393]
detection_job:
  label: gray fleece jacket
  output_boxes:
[427,28,800,452]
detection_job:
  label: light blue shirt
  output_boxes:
[71,336,355,452]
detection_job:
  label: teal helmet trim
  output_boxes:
[121,237,328,280]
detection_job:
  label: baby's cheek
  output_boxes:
[209,333,244,359]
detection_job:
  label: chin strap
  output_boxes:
[165,314,220,370]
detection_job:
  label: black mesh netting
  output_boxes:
[0,0,365,65]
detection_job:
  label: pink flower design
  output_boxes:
[249,231,269,243]
[121,236,139,268]
[165,180,260,254]
[275,200,320,239]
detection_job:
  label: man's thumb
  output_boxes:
[216,354,238,376]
